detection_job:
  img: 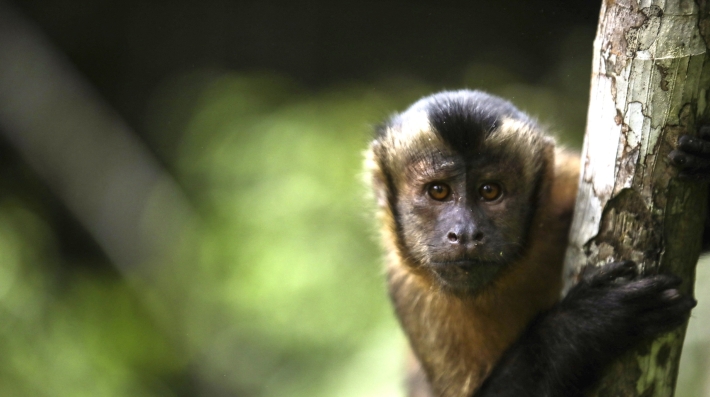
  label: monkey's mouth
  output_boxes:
[428,260,504,291]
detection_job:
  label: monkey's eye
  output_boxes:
[479,183,502,201]
[427,183,451,201]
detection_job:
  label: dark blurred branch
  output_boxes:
[0,1,194,274]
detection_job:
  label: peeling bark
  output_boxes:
[563,0,710,395]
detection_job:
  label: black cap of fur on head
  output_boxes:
[410,90,534,152]
[372,90,546,180]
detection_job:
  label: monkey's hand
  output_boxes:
[669,126,710,251]
[563,261,695,342]
[474,261,695,397]
[669,125,710,181]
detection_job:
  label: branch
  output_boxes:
[563,1,710,395]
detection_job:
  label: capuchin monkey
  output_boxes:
[366,90,704,397]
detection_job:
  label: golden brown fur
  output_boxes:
[367,110,580,396]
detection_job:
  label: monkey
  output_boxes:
[365,90,701,397]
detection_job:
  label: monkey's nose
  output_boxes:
[446,230,484,244]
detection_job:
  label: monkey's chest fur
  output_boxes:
[387,207,569,397]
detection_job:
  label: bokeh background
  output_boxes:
[0,1,709,396]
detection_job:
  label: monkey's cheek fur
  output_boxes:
[428,261,505,292]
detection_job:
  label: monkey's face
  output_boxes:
[394,140,538,293]
[370,92,550,293]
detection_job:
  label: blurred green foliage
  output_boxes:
[0,43,596,396]
[2,31,710,395]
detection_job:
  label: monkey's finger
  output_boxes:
[637,291,696,319]
[601,260,637,280]
[678,170,710,182]
[583,260,637,286]
[668,149,710,171]
[678,135,710,155]
[618,274,683,302]
[634,296,696,338]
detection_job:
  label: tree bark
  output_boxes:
[563,1,710,396]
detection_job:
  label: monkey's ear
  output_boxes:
[365,141,391,209]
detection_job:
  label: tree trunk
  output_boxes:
[563,1,710,396]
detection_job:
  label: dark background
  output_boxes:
[13,0,599,133]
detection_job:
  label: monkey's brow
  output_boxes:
[406,157,463,180]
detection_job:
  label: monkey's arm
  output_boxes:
[474,261,695,397]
